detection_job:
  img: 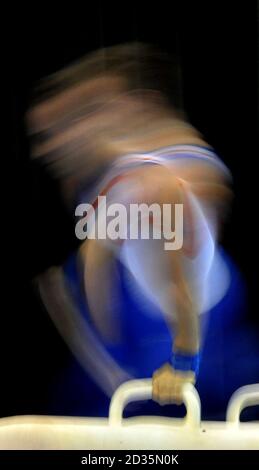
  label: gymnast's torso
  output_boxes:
[78,133,231,322]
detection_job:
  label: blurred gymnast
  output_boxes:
[27,43,232,405]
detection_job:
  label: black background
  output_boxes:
[4,2,258,417]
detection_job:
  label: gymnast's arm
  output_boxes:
[80,238,122,344]
[152,248,200,405]
[152,174,232,405]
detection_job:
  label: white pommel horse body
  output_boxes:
[0,381,258,449]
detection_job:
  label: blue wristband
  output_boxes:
[169,351,200,375]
